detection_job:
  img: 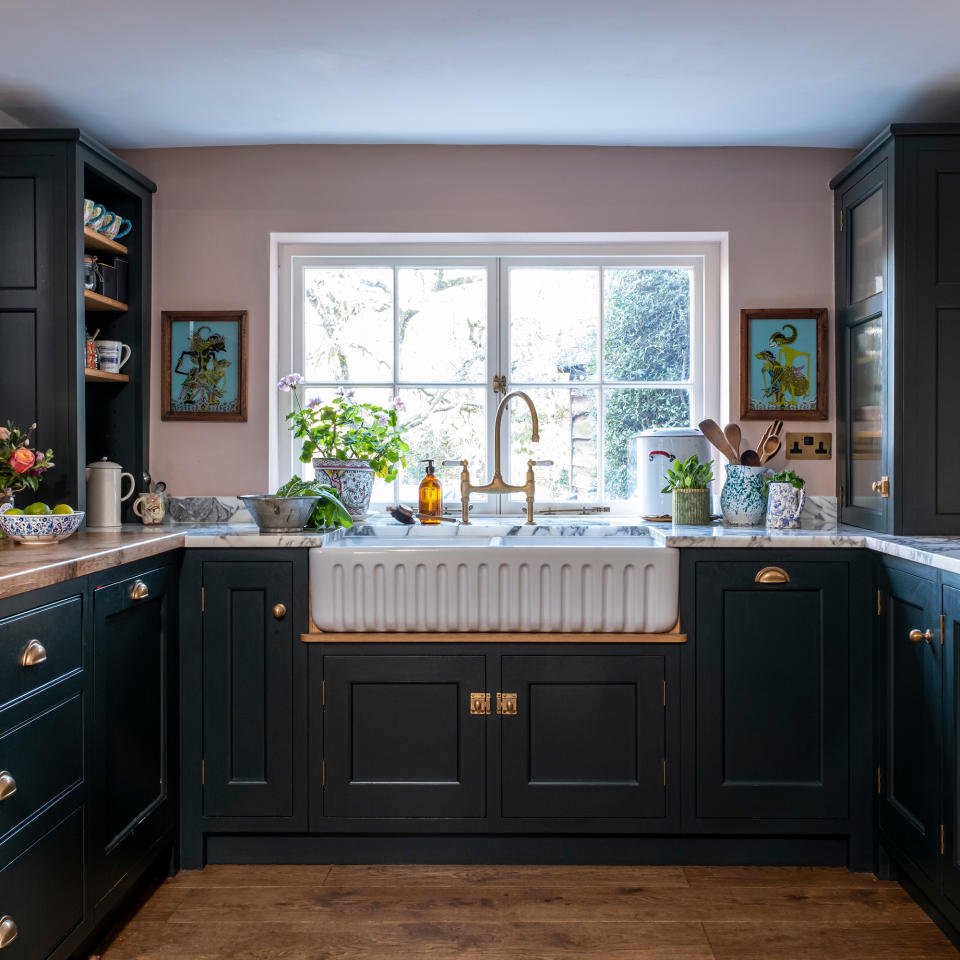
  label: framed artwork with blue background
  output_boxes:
[739,308,828,420]
[161,310,248,421]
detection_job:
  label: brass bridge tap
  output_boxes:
[444,391,554,525]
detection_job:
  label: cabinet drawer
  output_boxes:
[0,808,84,959]
[0,696,82,841]
[0,598,82,709]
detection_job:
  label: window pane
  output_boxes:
[603,268,691,382]
[397,387,488,504]
[398,268,488,383]
[297,386,396,504]
[509,268,599,383]
[303,267,394,382]
[509,387,599,501]
[603,387,691,501]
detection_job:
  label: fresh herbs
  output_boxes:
[275,476,353,530]
[764,469,805,496]
[661,454,714,493]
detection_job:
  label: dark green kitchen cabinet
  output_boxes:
[833,124,960,534]
[694,558,851,821]
[942,581,960,916]
[500,654,666,819]
[89,562,176,908]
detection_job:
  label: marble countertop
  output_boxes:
[4,513,960,600]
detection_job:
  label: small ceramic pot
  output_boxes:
[720,463,771,526]
[0,489,13,539]
[672,488,710,525]
[766,481,806,529]
[313,458,375,519]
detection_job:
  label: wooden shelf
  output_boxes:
[83,226,128,255]
[84,289,127,312]
[84,368,129,384]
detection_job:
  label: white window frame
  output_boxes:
[272,234,724,515]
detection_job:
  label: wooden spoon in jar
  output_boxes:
[698,419,739,463]
[740,449,762,466]
[759,436,781,464]
[724,423,742,461]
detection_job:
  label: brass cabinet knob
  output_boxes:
[0,772,16,802]
[272,603,287,620]
[909,628,934,644]
[0,916,17,949]
[129,580,149,600]
[19,639,47,668]
[872,477,890,497]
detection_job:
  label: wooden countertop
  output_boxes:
[0,528,185,600]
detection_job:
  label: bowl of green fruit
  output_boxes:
[0,502,84,544]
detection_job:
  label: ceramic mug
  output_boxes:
[97,340,131,373]
[133,491,166,526]
[766,481,806,529]
[102,214,132,240]
[720,463,773,526]
[88,210,114,233]
[83,198,105,225]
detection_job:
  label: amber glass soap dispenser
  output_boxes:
[419,459,443,524]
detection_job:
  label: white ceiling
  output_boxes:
[2,0,959,149]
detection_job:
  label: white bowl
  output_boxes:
[0,511,85,544]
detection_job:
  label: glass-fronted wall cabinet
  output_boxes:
[833,124,960,534]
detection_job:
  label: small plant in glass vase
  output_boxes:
[661,454,714,525]
[0,422,55,535]
[279,374,409,519]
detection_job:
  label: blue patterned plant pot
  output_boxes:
[313,458,375,520]
[720,463,770,526]
[766,481,806,529]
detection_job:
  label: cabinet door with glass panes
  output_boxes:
[836,157,891,532]
[284,253,705,514]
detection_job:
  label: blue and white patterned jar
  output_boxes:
[313,458,376,520]
[766,481,806,529]
[720,463,771,526]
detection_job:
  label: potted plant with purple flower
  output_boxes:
[278,374,409,519]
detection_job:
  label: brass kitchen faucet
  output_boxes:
[444,391,554,525]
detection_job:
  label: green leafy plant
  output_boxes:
[279,375,410,482]
[275,476,353,530]
[764,469,805,496]
[0,421,54,495]
[661,454,714,493]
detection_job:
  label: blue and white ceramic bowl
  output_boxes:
[0,511,84,544]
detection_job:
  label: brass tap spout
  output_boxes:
[448,391,554,525]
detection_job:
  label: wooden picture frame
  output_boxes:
[739,308,828,421]
[161,310,248,422]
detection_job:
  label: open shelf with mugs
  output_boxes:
[83,225,128,256]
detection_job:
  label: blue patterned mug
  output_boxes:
[720,463,773,526]
[766,481,806,529]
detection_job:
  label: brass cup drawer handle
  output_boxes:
[273,603,287,620]
[20,639,47,668]
[755,566,790,584]
[0,916,17,949]
[0,772,16,802]
[129,580,149,600]
[909,628,934,644]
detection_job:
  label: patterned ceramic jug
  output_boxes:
[720,463,771,526]
[766,481,806,529]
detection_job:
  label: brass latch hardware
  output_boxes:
[663,759,666,786]
[877,589,883,617]
[872,476,890,498]
[470,693,491,715]
[755,566,790,584]
[942,614,946,646]
[201,587,205,613]
[322,759,326,786]
[492,374,507,394]
[201,759,205,785]
[322,680,325,706]
[877,766,882,795]
[497,693,518,715]
[942,823,946,856]
[840,209,844,232]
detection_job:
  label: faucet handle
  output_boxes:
[443,459,467,468]
[529,460,554,468]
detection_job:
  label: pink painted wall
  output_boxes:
[117,144,853,497]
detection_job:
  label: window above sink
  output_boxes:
[275,236,722,514]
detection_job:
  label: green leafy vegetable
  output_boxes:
[763,469,805,496]
[661,454,714,493]
[275,476,353,530]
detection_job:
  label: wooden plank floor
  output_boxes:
[96,865,959,959]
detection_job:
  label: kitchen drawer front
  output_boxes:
[0,695,82,841]
[0,808,84,959]
[0,597,82,710]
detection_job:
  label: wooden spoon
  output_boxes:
[698,419,739,463]
[723,423,742,461]
[740,449,762,466]
[759,436,781,464]
[756,423,773,456]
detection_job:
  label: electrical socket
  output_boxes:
[785,432,833,460]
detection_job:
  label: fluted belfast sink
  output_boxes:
[309,530,679,634]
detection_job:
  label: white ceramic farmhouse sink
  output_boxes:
[309,532,679,634]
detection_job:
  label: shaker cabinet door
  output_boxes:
[695,560,850,820]
[878,563,941,885]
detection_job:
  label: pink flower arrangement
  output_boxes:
[0,422,55,495]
